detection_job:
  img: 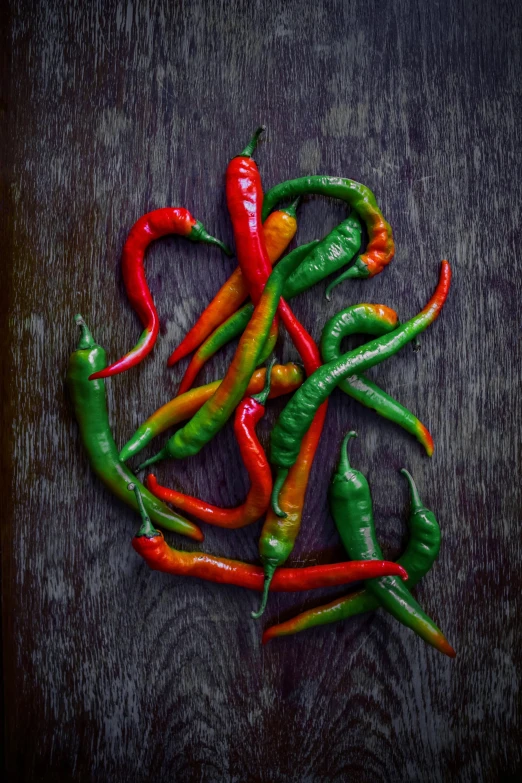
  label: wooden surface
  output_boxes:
[2,1,521,780]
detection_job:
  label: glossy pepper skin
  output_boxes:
[262,176,394,281]
[252,402,327,618]
[270,261,451,510]
[328,431,455,656]
[167,199,300,368]
[89,208,231,380]
[177,241,318,395]
[320,304,434,455]
[119,362,304,463]
[129,481,408,591]
[178,212,361,393]
[67,315,203,541]
[144,361,277,529]
[263,468,445,644]
[137,241,314,468]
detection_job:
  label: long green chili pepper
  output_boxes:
[137,243,312,469]
[262,176,393,282]
[328,431,455,656]
[67,315,203,541]
[270,261,451,512]
[263,467,447,645]
[321,304,434,455]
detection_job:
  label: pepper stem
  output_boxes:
[127,482,159,538]
[338,431,357,474]
[240,125,266,157]
[271,468,289,517]
[325,258,370,300]
[400,468,423,512]
[251,563,276,619]
[282,197,301,218]
[189,221,233,256]
[74,314,96,349]
[137,448,168,472]
[251,357,276,406]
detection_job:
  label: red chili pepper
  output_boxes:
[145,361,276,528]
[89,208,230,380]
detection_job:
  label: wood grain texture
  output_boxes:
[2,0,521,780]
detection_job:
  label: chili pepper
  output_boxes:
[119,362,304,463]
[321,304,434,455]
[88,208,231,380]
[67,315,203,541]
[262,176,394,283]
[328,431,454,655]
[262,468,449,646]
[129,484,408,590]
[177,241,318,394]
[167,198,301,367]
[251,401,328,618]
[270,261,451,512]
[137,241,313,469]
[144,361,277,528]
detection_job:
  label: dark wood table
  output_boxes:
[2,1,520,780]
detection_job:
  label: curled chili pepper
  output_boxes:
[326,431,455,656]
[67,315,203,541]
[270,261,451,513]
[145,361,277,528]
[262,175,394,283]
[119,362,304,463]
[167,198,301,368]
[320,303,434,455]
[129,483,408,591]
[137,242,313,468]
[263,468,447,646]
[89,208,231,380]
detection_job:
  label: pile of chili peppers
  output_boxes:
[68,127,455,658]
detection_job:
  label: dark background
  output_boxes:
[2,1,521,781]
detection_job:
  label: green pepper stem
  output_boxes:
[400,468,423,512]
[271,468,289,517]
[137,448,168,472]
[338,431,357,474]
[251,563,276,619]
[240,125,265,157]
[251,357,276,406]
[283,197,301,218]
[325,258,370,300]
[127,482,159,538]
[74,314,96,349]
[189,221,233,256]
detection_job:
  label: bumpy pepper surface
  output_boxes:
[263,468,445,643]
[262,175,394,282]
[327,431,455,656]
[89,208,230,380]
[67,315,203,541]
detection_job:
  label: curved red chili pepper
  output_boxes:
[132,532,408,591]
[145,362,276,528]
[89,208,230,380]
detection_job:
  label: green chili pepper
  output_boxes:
[262,176,393,281]
[270,261,451,512]
[138,243,313,469]
[263,466,448,645]
[321,304,434,455]
[67,316,203,541]
[328,432,455,656]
